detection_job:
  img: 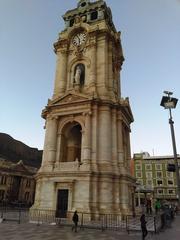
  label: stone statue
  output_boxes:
[74,66,81,84]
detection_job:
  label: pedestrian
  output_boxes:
[155,199,161,214]
[72,210,79,232]
[146,199,152,214]
[140,214,148,240]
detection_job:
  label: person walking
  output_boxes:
[72,210,79,232]
[140,214,148,240]
[155,199,161,214]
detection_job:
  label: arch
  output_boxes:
[59,121,82,163]
[66,24,90,39]
[58,116,85,134]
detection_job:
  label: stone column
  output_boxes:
[53,49,67,98]
[112,108,118,173]
[97,35,108,98]
[98,106,112,170]
[113,179,121,213]
[126,130,131,172]
[117,111,124,171]
[89,34,97,87]
[92,105,98,171]
[82,112,92,166]
[120,180,129,214]
[41,116,58,170]
[55,133,62,168]
[108,40,113,90]
[99,176,113,213]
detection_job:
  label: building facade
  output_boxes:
[134,153,180,206]
[32,0,135,218]
[0,159,37,206]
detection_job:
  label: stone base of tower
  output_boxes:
[31,168,135,221]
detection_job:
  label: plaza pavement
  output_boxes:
[0,216,180,240]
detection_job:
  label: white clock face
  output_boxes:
[72,32,87,46]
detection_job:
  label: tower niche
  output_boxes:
[32,0,135,219]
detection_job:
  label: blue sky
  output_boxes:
[0,0,180,156]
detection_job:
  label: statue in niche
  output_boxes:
[74,66,81,84]
[74,64,85,86]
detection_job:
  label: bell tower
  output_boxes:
[33,0,135,218]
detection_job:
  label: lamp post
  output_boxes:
[160,91,180,207]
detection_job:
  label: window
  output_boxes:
[70,19,74,27]
[166,172,173,178]
[157,189,164,195]
[91,11,98,20]
[145,164,152,170]
[136,179,143,185]
[146,172,152,179]
[136,172,142,178]
[156,171,162,178]
[157,180,163,185]
[0,190,5,200]
[146,180,153,186]
[168,189,175,195]
[168,180,174,185]
[135,164,142,171]
[0,176,7,185]
[81,1,87,7]
[156,164,162,170]
[26,179,31,188]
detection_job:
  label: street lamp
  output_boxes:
[160,91,180,207]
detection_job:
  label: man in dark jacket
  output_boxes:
[140,214,148,240]
[72,211,79,232]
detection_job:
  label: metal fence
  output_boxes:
[0,206,29,224]
[29,209,162,234]
[0,206,175,234]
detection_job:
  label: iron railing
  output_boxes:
[0,205,175,234]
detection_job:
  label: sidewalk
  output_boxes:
[0,216,179,240]
[0,221,141,240]
[152,215,180,240]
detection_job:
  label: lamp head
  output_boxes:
[163,91,173,96]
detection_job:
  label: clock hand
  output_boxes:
[78,35,81,44]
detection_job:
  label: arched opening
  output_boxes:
[74,64,85,86]
[61,122,82,163]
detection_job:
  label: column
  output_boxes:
[126,130,131,172]
[89,35,97,86]
[117,111,124,169]
[42,116,58,170]
[120,180,129,213]
[108,40,113,90]
[112,108,118,173]
[113,179,121,213]
[98,106,112,166]
[53,49,67,98]
[55,133,62,167]
[92,105,98,171]
[82,112,92,165]
[48,117,58,165]
[97,35,108,98]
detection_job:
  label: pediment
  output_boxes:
[11,161,30,173]
[50,93,90,106]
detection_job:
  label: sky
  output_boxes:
[0,0,180,156]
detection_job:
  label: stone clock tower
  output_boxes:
[33,0,135,218]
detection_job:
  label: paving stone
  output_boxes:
[0,216,180,240]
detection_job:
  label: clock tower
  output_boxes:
[32,0,135,218]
